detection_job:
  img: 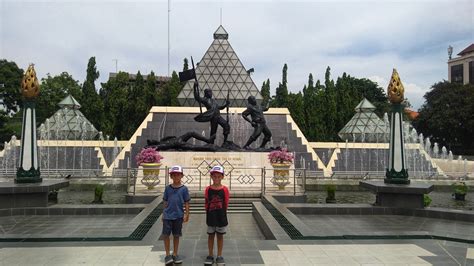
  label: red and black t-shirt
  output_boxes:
[204,185,230,227]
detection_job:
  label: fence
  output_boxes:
[126,166,308,196]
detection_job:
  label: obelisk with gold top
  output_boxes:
[16,64,42,183]
[385,69,409,184]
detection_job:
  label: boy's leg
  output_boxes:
[164,235,171,255]
[171,218,183,256]
[208,232,215,256]
[162,219,172,256]
[173,236,180,256]
[216,233,224,257]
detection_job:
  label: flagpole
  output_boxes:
[191,57,202,114]
[167,0,170,76]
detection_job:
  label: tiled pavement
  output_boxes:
[1,239,473,265]
[297,214,474,239]
[0,215,135,238]
[0,212,474,265]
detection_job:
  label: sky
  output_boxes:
[1,0,473,110]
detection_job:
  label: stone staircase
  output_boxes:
[188,197,260,214]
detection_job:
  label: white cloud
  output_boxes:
[1,0,472,112]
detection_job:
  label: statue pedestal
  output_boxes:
[0,180,69,208]
[360,180,433,209]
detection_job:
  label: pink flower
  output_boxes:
[135,147,163,166]
[268,148,294,164]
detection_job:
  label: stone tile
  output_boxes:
[467,248,474,259]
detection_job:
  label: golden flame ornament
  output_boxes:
[21,64,40,98]
[387,69,405,104]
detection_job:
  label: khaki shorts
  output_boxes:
[207,226,227,234]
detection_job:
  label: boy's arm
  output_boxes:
[184,201,190,222]
[162,186,168,221]
[224,186,230,210]
[204,186,209,211]
[184,187,190,222]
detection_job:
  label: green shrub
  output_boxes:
[452,181,468,195]
[326,184,336,201]
[423,194,432,207]
[92,184,104,204]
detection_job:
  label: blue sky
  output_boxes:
[1,0,473,110]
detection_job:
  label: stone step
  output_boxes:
[189,202,254,214]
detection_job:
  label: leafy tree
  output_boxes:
[287,92,305,132]
[81,57,103,131]
[260,79,271,105]
[413,81,474,155]
[160,71,181,106]
[0,59,23,113]
[274,64,288,107]
[333,73,389,136]
[145,71,158,108]
[124,71,147,138]
[302,73,318,138]
[0,110,16,146]
[100,72,130,139]
[36,72,82,125]
[183,58,189,71]
[323,67,338,141]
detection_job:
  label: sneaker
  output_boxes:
[204,255,214,265]
[216,256,225,265]
[173,255,183,264]
[164,254,174,265]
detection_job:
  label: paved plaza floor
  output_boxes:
[0,212,473,265]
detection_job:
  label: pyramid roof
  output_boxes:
[37,95,98,140]
[58,95,81,109]
[354,98,376,111]
[338,98,389,142]
[177,25,263,107]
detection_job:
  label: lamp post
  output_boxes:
[16,64,42,183]
[448,45,453,60]
[385,69,409,184]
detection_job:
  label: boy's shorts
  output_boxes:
[162,218,184,237]
[207,226,227,234]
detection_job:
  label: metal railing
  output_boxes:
[0,168,109,178]
[125,166,308,196]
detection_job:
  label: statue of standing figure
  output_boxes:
[242,96,272,149]
[193,82,230,145]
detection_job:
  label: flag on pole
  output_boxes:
[178,69,196,82]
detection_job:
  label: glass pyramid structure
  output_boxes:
[177,25,263,107]
[338,98,389,142]
[37,95,99,140]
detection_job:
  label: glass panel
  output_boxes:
[451,64,463,84]
[470,61,474,84]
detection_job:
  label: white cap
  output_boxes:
[169,165,183,174]
[210,165,224,175]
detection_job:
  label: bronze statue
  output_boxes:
[193,82,230,145]
[242,96,272,149]
[147,132,218,151]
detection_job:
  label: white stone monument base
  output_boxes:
[133,151,297,193]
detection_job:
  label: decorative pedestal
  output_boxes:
[140,163,161,189]
[271,163,291,190]
[360,180,433,209]
[0,180,69,208]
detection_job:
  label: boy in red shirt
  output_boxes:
[204,165,229,265]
